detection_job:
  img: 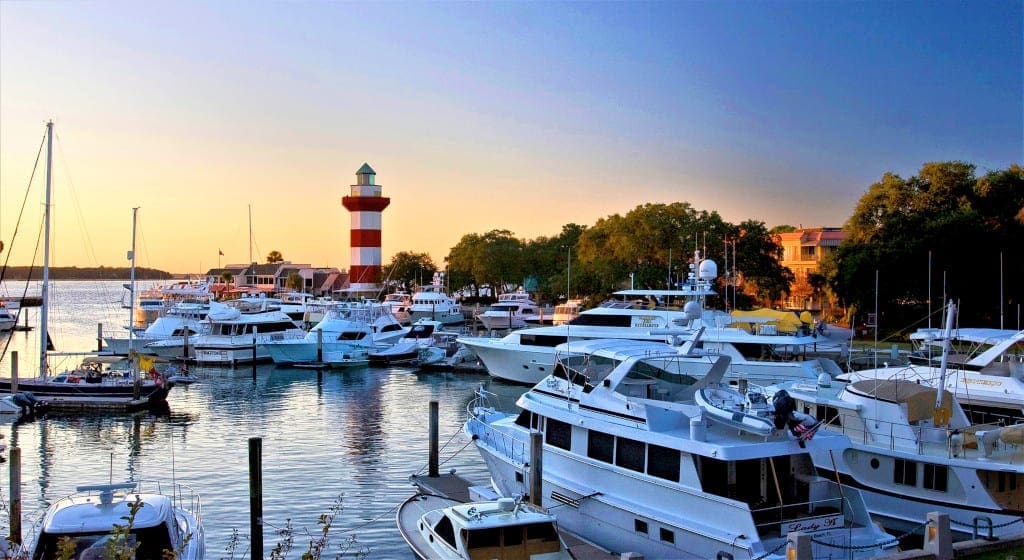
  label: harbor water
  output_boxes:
[0,281,526,558]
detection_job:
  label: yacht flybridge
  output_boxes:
[465,339,897,559]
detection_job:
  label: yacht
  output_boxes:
[29,481,203,560]
[460,295,843,385]
[192,301,303,365]
[768,376,1024,540]
[396,493,572,560]
[369,318,449,366]
[104,300,216,356]
[0,302,16,332]
[550,299,582,326]
[477,292,546,331]
[382,291,413,325]
[845,327,1024,425]
[465,339,897,559]
[129,278,212,328]
[262,302,405,366]
[409,284,465,326]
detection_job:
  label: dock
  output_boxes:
[36,395,159,414]
[409,472,618,560]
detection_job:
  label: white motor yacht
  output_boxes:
[846,327,1024,425]
[192,301,303,365]
[105,300,215,356]
[396,493,572,560]
[465,339,897,559]
[29,481,204,560]
[409,284,464,326]
[262,302,406,365]
[383,291,413,325]
[476,292,546,331]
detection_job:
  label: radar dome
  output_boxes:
[698,259,718,281]
[683,300,703,321]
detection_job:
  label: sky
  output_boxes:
[1,1,1021,275]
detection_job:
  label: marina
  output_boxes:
[0,280,509,558]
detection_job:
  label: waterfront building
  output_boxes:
[776,226,847,311]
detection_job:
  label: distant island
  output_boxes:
[0,266,173,281]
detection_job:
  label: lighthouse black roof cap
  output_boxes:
[356,163,375,175]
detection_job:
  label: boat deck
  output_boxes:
[409,473,617,559]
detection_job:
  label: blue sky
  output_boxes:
[1,1,1020,272]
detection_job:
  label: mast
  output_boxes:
[934,299,956,422]
[128,207,138,372]
[248,204,253,264]
[38,121,53,378]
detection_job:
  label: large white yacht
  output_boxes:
[476,292,544,331]
[192,300,303,365]
[769,377,1023,540]
[262,303,405,365]
[105,300,216,356]
[409,282,464,325]
[460,257,843,386]
[845,326,1024,425]
[465,339,897,559]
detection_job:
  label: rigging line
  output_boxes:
[53,131,103,270]
[0,130,47,285]
[0,216,46,364]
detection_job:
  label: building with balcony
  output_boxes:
[776,227,847,311]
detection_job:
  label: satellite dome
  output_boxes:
[698,259,718,281]
[683,300,703,321]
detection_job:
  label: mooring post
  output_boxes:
[317,328,323,363]
[11,352,18,394]
[249,437,264,560]
[429,400,439,477]
[529,430,543,507]
[9,447,21,546]
[97,323,103,352]
[787,531,811,560]
[924,512,952,560]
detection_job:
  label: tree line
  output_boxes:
[0,266,173,281]
[381,162,1022,336]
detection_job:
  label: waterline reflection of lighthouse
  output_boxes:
[342,163,390,292]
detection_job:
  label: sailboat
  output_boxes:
[0,122,174,410]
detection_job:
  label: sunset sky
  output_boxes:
[1,1,1020,275]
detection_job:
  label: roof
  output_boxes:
[356,162,375,175]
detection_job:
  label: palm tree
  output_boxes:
[266,250,284,263]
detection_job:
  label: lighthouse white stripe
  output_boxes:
[350,247,382,265]
[350,212,382,230]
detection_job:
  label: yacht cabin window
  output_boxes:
[634,519,649,534]
[587,431,614,463]
[615,437,645,473]
[660,528,675,544]
[545,418,572,450]
[923,464,948,492]
[433,516,457,550]
[894,459,917,487]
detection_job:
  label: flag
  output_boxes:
[139,355,155,372]
[218,249,224,256]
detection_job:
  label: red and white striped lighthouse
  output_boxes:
[342,163,391,292]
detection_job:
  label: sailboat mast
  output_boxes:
[935,300,956,417]
[248,204,253,264]
[39,121,53,378]
[128,207,138,367]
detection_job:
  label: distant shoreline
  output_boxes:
[0,266,173,281]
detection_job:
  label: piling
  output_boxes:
[429,400,439,477]
[251,332,258,381]
[11,352,18,394]
[9,447,21,546]
[787,531,811,560]
[317,329,323,362]
[529,430,543,507]
[249,437,264,560]
[97,323,103,352]
[924,512,952,560]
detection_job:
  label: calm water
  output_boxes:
[0,281,527,559]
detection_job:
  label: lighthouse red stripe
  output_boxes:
[348,265,380,283]
[350,230,382,247]
[342,196,391,212]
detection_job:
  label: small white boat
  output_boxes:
[695,385,778,437]
[322,348,371,369]
[0,302,17,332]
[397,493,571,560]
[30,481,204,560]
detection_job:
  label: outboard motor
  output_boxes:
[12,391,43,415]
[771,390,795,430]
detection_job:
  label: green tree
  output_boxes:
[381,252,437,291]
[733,220,793,307]
[219,271,234,284]
[825,162,1023,329]
[266,250,284,263]
[285,272,304,291]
